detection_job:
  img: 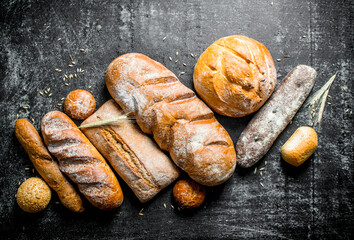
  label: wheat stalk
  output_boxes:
[79,115,134,129]
[305,72,337,127]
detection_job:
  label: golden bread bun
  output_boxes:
[193,35,277,117]
[281,126,318,167]
[16,177,51,213]
[64,89,96,120]
[173,179,206,209]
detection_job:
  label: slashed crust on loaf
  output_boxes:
[41,111,123,210]
[100,127,158,188]
[106,53,236,186]
[81,100,180,202]
[193,35,277,117]
[15,119,84,212]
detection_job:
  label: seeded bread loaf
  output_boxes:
[81,100,180,202]
[106,53,236,186]
[41,111,123,210]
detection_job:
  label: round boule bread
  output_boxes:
[193,35,277,117]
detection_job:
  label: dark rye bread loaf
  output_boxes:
[236,65,317,168]
[106,53,236,186]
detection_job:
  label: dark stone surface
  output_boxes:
[0,0,353,239]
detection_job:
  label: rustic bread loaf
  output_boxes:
[81,100,180,202]
[106,53,236,186]
[41,111,123,210]
[193,35,277,117]
[15,119,84,212]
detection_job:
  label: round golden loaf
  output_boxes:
[193,35,277,117]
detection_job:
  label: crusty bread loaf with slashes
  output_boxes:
[41,111,123,210]
[81,100,180,202]
[193,35,277,117]
[106,53,236,186]
[15,119,84,212]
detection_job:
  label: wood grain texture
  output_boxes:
[0,0,352,239]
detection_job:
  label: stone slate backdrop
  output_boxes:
[0,0,353,239]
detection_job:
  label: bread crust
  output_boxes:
[173,179,206,209]
[193,35,277,117]
[64,89,96,120]
[81,100,180,202]
[41,111,123,210]
[106,53,236,186]
[15,119,84,212]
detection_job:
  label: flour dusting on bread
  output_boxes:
[41,111,123,210]
[106,53,236,186]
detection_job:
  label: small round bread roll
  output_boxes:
[193,35,277,117]
[281,126,318,167]
[16,177,51,213]
[173,179,206,209]
[64,89,96,120]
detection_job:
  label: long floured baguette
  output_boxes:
[41,111,123,210]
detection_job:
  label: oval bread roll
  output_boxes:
[281,126,318,167]
[193,35,276,117]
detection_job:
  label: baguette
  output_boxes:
[81,100,180,202]
[15,119,84,212]
[106,53,236,186]
[41,111,123,210]
[236,65,317,168]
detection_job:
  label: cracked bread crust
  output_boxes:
[193,35,277,117]
[81,100,180,202]
[105,53,236,186]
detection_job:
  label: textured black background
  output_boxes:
[0,0,353,239]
